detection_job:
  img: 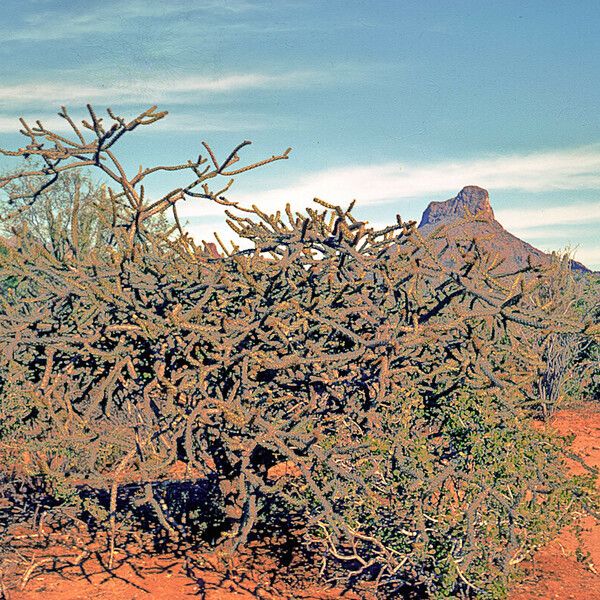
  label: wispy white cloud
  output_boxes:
[496,202,600,230]
[503,223,600,269]
[0,108,280,134]
[2,0,260,41]
[491,202,600,269]
[0,114,67,133]
[504,226,597,242]
[224,145,600,215]
[0,71,314,109]
[2,0,364,44]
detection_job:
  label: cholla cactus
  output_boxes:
[0,106,597,599]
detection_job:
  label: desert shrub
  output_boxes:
[0,105,597,598]
[565,273,600,405]
[531,261,599,416]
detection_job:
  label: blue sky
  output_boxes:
[0,0,599,267]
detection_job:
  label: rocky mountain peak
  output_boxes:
[415,186,590,273]
[418,186,495,228]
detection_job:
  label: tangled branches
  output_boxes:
[0,104,290,249]
[0,106,597,598]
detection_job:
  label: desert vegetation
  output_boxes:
[0,105,598,599]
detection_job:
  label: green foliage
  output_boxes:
[0,240,18,292]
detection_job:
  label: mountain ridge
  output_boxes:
[417,186,590,274]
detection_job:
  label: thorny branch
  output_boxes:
[0,105,291,245]
[0,104,597,598]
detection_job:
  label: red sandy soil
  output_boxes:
[4,408,599,600]
[510,407,600,600]
[5,546,367,600]
[6,552,354,599]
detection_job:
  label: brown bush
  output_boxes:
[0,105,597,598]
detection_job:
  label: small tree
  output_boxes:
[1,167,107,256]
[0,105,290,252]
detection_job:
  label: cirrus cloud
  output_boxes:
[225,145,600,217]
[0,71,315,109]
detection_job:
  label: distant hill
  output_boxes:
[417,186,590,274]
